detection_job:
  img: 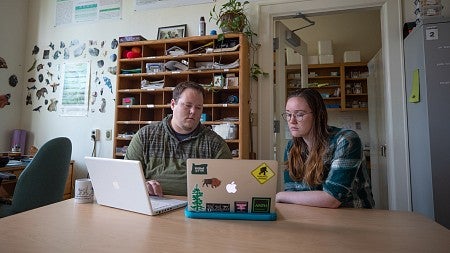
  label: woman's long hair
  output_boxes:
[287,88,329,186]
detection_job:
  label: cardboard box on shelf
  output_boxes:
[318,40,333,55]
[286,47,301,65]
[308,55,319,64]
[344,51,361,63]
[319,54,334,64]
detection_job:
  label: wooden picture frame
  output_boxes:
[157,24,187,39]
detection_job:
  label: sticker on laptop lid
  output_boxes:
[251,197,271,213]
[202,178,221,188]
[190,184,205,211]
[251,163,275,184]
[191,163,207,174]
[235,201,248,213]
[206,203,230,212]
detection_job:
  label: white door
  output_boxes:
[368,50,389,209]
[273,21,308,163]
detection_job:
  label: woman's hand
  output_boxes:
[145,180,163,197]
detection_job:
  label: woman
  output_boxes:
[276,88,374,208]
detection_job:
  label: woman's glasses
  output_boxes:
[281,112,312,122]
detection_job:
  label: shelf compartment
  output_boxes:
[188,72,214,87]
[116,76,142,90]
[140,89,170,106]
[212,88,240,104]
[142,43,166,58]
[211,106,239,122]
[163,74,189,88]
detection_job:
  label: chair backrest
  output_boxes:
[9,137,72,215]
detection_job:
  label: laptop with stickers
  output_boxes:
[185,159,278,221]
[84,157,187,216]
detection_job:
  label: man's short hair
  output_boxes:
[172,81,205,101]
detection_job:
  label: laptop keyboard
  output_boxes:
[149,196,185,209]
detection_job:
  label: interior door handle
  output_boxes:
[380,145,387,157]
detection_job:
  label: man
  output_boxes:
[125,81,232,196]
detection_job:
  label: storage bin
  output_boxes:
[319,54,334,64]
[318,40,333,55]
[344,51,361,63]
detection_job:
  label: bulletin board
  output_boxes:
[134,0,213,10]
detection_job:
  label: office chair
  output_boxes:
[0,137,72,218]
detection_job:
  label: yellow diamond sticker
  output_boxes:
[251,163,275,184]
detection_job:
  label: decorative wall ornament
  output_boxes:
[25,37,118,114]
[9,75,18,87]
[0,57,7,68]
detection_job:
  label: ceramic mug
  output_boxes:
[74,178,94,203]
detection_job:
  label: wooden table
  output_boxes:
[0,199,448,252]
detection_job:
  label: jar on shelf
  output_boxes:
[350,71,360,78]
[353,83,362,94]
[346,83,353,94]
[352,100,360,108]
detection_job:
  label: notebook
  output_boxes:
[185,159,278,221]
[84,157,187,215]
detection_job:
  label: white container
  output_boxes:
[318,40,333,55]
[199,16,206,36]
[344,51,361,63]
[319,54,334,64]
[286,47,301,65]
[212,123,237,140]
[74,179,94,204]
[308,55,319,64]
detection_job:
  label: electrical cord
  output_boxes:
[91,134,97,157]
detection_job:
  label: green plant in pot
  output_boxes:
[209,0,254,40]
[209,0,267,81]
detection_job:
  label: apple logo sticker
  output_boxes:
[226,181,237,193]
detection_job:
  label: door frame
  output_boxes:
[256,0,411,211]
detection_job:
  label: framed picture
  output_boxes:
[157,24,187,39]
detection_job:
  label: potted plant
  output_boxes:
[209,0,254,40]
[209,0,267,81]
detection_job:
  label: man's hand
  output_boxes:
[145,180,163,197]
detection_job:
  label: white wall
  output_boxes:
[0,0,28,152]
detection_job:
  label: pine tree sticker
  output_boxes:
[191,184,204,211]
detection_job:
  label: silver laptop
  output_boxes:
[84,157,187,215]
[185,159,278,220]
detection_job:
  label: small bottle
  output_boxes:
[199,16,206,36]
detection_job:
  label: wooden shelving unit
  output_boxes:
[113,33,250,159]
[286,62,369,111]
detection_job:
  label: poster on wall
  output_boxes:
[59,62,90,116]
[134,0,213,10]
[55,0,122,26]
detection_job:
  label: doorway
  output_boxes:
[273,10,386,207]
[256,0,411,211]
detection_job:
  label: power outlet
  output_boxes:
[105,129,112,141]
[91,129,100,141]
